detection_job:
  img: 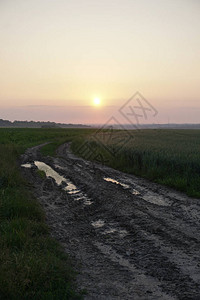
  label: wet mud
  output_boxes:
[20,143,200,299]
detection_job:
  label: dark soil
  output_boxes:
[20,143,200,300]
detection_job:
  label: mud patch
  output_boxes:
[92,219,128,238]
[102,228,128,238]
[94,242,175,300]
[20,142,200,300]
[22,161,93,206]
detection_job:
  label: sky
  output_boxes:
[0,0,200,124]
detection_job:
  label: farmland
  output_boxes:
[71,129,200,198]
[2,128,199,199]
[1,127,200,299]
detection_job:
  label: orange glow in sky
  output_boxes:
[0,0,199,123]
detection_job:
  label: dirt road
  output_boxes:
[21,143,200,299]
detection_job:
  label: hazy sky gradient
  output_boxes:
[0,0,199,123]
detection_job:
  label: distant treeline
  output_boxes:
[1,118,200,129]
[112,123,200,130]
[0,119,90,128]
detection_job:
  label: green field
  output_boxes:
[0,127,200,299]
[71,129,200,198]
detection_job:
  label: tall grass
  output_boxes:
[71,129,200,198]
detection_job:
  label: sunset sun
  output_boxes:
[93,97,101,106]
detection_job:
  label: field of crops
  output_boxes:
[71,129,200,198]
[1,127,200,299]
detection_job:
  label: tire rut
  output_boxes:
[20,142,200,300]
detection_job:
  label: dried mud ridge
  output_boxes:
[21,143,200,300]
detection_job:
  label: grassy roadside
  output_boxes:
[0,128,93,300]
[40,128,95,157]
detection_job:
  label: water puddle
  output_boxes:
[22,161,92,206]
[104,177,140,196]
[132,189,140,195]
[21,163,32,168]
[104,177,129,189]
[124,179,172,206]
[35,161,65,185]
[91,220,105,228]
[63,181,80,194]
[104,176,171,206]
[73,193,84,200]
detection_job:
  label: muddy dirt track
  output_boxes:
[21,143,200,300]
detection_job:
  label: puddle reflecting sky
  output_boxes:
[35,161,65,185]
[104,177,129,189]
[21,163,32,168]
[103,176,171,206]
[91,220,105,228]
[104,177,140,196]
[22,161,92,206]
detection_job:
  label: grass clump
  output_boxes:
[36,169,46,179]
